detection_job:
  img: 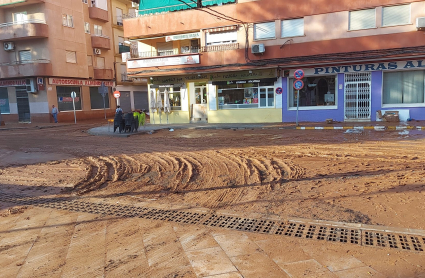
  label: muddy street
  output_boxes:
[1,123,425,230]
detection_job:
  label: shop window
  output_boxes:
[217,82,274,109]
[254,22,275,40]
[205,30,237,45]
[90,87,110,109]
[0,87,10,114]
[289,76,336,108]
[383,71,424,105]
[57,86,81,111]
[349,9,375,30]
[157,87,181,110]
[382,4,410,27]
[281,18,304,38]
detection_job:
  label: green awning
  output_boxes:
[138,0,236,16]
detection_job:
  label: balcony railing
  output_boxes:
[0,18,46,28]
[130,43,240,59]
[119,44,130,54]
[0,59,50,66]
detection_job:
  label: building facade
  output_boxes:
[0,0,127,123]
[124,0,425,124]
[112,0,148,114]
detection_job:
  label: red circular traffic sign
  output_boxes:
[113,91,121,98]
[294,69,305,80]
[275,87,283,95]
[293,80,304,90]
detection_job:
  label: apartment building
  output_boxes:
[0,0,118,123]
[111,0,148,113]
[124,0,425,124]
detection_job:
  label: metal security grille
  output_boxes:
[344,73,371,120]
[2,193,424,253]
[16,86,30,122]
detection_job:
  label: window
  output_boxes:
[349,9,376,30]
[94,24,102,36]
[62,14,73,27]
[205,30,237,45]
[157,42,174,56]
[84,22,90,33]
[383,71,424,105]
[254,22,275,40]
[382,4,410,27]
[217,82,275,109]
[19,50,32,63]
[281,18,304,38]
[96,56,105,69]
[66,51,77,63]
[0,87,10,114]
[289,76,336,108]
[90,87,110,109]
[116,8,123,26]
[170,87,181,110]
[87,55,93,66]
[82,0,88,3]
[13,12,27,23]
[57,86,81,111]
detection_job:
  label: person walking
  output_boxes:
[116,105,123,114]
[51,105,58,123]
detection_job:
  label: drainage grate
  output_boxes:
[1,193,424,253]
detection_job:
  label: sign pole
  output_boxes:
[72,98,76,124]
[296,90,299,127]
[103,95,106,119]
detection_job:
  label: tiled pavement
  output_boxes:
[1,204,424,278]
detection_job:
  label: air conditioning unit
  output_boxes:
[93,48,101,55]
[26,78,37,93]
[4,42,15,51]
[251,44,265,54]
[416,17,425,31]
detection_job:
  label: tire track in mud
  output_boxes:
[71,150,306,208]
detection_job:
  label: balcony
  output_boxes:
[0,0,44,8]
[0,59,52,78]
[0,19,48,41]
[94,68,113,80]
[88,6,109,22]
[91,35,111,49]
[132,43,239,59]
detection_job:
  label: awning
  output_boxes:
[138,0,236,16]
[204,25,238,33]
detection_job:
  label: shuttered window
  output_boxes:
[382,4,410,27]
[116,8,123,25]
[206,31,237,45]
[254,22,275,40]
[281,18,304,38]
[19,50,32,63]
[62,14,73,27]
[84,22,90,33]
[96,57,105,69]
[157,42,174,56]
[87,55,93,66]
[349,9,376,30]
[94,25,102,36]
[66,51,77,63]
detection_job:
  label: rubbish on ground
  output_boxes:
[169,129,174,132]
[326,118,333,124]
[377,110,400,122]
[344,129,362,134]
[399,130,409,136]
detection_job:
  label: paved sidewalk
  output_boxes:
[1,201,424,278]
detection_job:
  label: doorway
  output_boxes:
[191,84,208,122]
[16,86,31,122]
[344,73,371,121]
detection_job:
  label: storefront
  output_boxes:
[282,59,425,122]
[147,68,282,124]
[48,78,116,122]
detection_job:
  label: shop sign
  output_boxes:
[128,55,200,69]
[49,78,114,87]
[295,59,425,76]
[165,32,200,42]
[212,78,277,85]
[59,97,80,102]
[150,69,277,85]
[0,79,26,87]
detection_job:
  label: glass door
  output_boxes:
[195,86,207,104]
